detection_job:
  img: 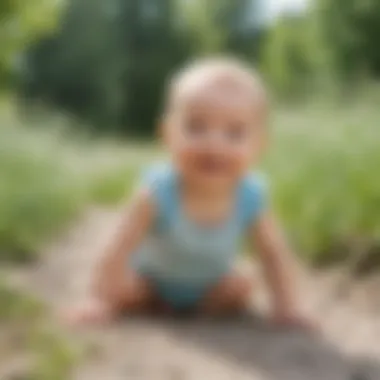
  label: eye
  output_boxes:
[185,117,207,137]
[226,123,247,142]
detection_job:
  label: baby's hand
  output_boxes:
[60,298,115,326]
[270,309,319,333]
[95,263,131,302]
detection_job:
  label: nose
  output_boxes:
[205,129,227,153]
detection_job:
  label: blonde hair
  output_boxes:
[165,56,268,119]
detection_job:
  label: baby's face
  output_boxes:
[165,82,265,190]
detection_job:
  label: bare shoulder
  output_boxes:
[249,207,283,241]
[123,187,157,220]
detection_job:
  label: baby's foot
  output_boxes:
[61,298,116,326]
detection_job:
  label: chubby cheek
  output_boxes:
[170,141,200,175]
[227,147,253,177]
[240,136,264,168]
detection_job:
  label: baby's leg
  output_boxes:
[199,273,254,316]
[64,269,156,325]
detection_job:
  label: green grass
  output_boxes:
[0,111,158,261]
[0,282,80,380]
[0,93,379,265]
[266,98,380,264]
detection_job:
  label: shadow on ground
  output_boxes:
[136,313,380,380]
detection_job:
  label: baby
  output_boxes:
[69,57,315,328]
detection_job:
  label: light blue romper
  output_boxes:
[130,163,268,309]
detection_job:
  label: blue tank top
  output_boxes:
[130,162,268,286]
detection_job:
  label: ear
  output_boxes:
[260,126,269,151]
[255,123,269,162]
[258,99,270,155]
[157,115,170,147]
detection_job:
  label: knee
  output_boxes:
[93,272,151,308]
[202,274,253,314]
[223,274,254,301]
[225,276,253,312]
[91,269,129,304]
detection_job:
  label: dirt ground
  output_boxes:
[6,208,380,380]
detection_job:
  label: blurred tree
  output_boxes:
[255,0,380,96]
[183,0,265,59]
[319,0,380,82]
[20,0,267,136]
[0,0,59,88]
[261,13,330,97]
[22,0,120,125]
[22,0,190,136]
[118,0,189,135]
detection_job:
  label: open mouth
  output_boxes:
[196,156,227,175]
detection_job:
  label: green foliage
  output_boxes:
[0,282,79,379]
[261,13,332,96]
[256,0,380,95]
[20,0,265,136]
[265,98,380,262]
[318,0,380,83]
[88,166,136,205]
[0,126,86,261]
[5,0,380,123]
[29,327,79,380]
[181,0,226,55]
[0,0,60,87]
[0,282,43,321]
[183,0,264,58]
[0,113,146,261]
[21,0,190,136]
[119,0,190,134]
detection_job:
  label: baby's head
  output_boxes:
[162,57,268,190]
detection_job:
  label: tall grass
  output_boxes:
[1,94,379,265]
[0,112,156,261]
[267,98,380,265]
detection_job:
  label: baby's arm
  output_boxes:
[93,188,156,302]
[249,209,316,329]
[64,188,156,325]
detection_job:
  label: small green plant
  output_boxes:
[0,282,43,321]
[29,328,79,380]
[0,282,80,380]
